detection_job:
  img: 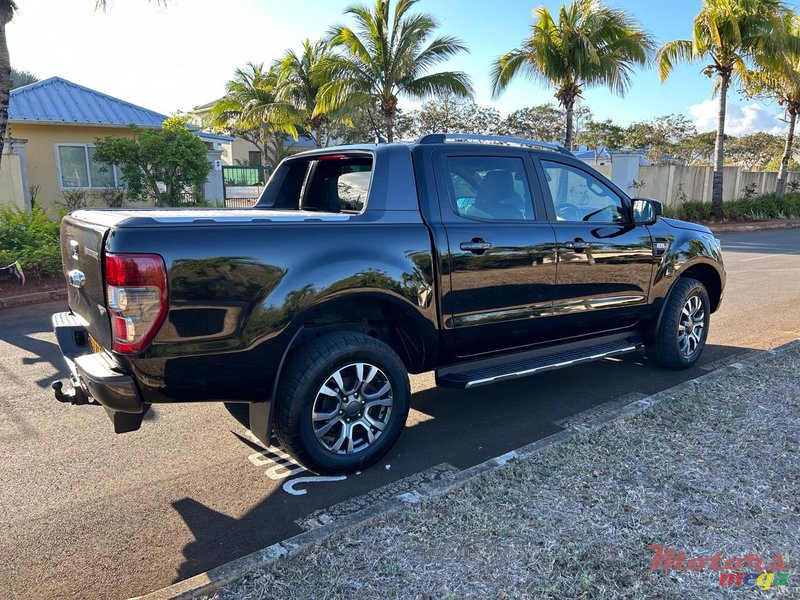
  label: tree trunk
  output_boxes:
[711,72,730,219]
[314,126,322,149]
[0,18,11,169]
[384,112,394,143]
[776,110,797,199]
[564,100,575,150]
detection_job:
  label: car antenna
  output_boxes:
[366,106,387,144]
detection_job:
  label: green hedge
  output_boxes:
[664,193,800,222]
[0,206,62,279]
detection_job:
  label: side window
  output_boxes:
[541,160,628,224]
[445,156,535,221]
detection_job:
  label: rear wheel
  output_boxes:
[274,332,410,474]
[647,277,710,370]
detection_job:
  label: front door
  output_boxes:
[536,157,654,339]
[436,151,559,357]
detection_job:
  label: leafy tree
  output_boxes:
[491,0,654,150]
[577,119,625,160]
[209,62,299,170]
[764,154,800,172]
[673,132,719,165]
[10,67,36,89]
[93,117,211,207]
[657,0,797,217]
[403,93,500,138]
[745,14,800,196]
[624,114,697,164]
[496,103,592,144]
[498,104,564,142]
[725,132,784,170]
[275,39,336,148]
[317,0,473,142]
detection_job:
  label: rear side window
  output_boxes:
[259,154,373,213]
[445,156,535,221]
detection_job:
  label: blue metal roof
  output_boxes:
[9,76,168,127]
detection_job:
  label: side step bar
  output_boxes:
[436,333,644,388]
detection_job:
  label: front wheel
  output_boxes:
[647,277,710,370]
[274,332,410,474]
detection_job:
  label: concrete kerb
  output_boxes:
[134,339,800,600]
[0,288,66,310]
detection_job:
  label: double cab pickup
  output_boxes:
[52,134,725,473]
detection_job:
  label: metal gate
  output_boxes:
[222,166,265,208]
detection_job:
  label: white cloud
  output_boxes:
[689,99,787,136]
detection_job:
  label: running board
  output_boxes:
[436,334,643,389]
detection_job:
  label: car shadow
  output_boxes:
[169,342,756,585]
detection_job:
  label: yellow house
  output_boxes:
[7,77,232,215]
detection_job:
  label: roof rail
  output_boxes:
[415,133,572,155]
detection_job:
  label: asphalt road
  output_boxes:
[2,228,799,600]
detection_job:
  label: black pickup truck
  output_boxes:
[52,134,725,473]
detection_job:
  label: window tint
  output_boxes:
[541,160,627,223]
[446,156,534,221]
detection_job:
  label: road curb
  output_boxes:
[0,288,67,310]
[134,339,800,600]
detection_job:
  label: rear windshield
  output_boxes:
[259,154,373,213]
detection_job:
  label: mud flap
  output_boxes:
[249,401,272,447]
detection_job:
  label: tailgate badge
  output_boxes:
[70,239,79,260]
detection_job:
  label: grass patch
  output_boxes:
[212,345,800,600]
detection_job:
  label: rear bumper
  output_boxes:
[52,311,148,433]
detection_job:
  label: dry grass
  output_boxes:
[212,346,800,600]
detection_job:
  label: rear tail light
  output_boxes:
[104,253,167,353]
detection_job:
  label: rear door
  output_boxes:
[435,149,559,357]
[535,157,654,338]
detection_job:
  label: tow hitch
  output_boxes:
[52,378,100,406]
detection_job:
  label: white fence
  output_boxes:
[611,162,800,206]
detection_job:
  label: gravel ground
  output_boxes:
[211,345,800,600]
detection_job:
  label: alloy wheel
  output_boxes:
[311,363,394,454]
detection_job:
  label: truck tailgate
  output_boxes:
[61,215,113,350]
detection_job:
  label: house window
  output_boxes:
[248,151,262,167]
[56,144,125,189]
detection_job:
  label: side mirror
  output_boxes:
[633,198,663,224]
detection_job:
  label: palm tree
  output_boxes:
[657,0,795,218]
[491,0,654,151]
[209,63,300,170]
[317,0,473,143]
[745,14,800,198]
[0,1,17,165]
[275,39,333,148]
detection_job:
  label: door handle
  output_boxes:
[460,239,492,254]
[564,238,587,252]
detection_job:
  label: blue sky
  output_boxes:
[9,0,800,133]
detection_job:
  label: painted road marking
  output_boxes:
[283,476,348,496]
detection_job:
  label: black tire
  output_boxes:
[274,332,410,474]
[647,277,710,370]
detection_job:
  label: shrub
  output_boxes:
[59,189,89,212]
[666,193,800,222]
[92,188,126,208]
[0,206,62,280]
